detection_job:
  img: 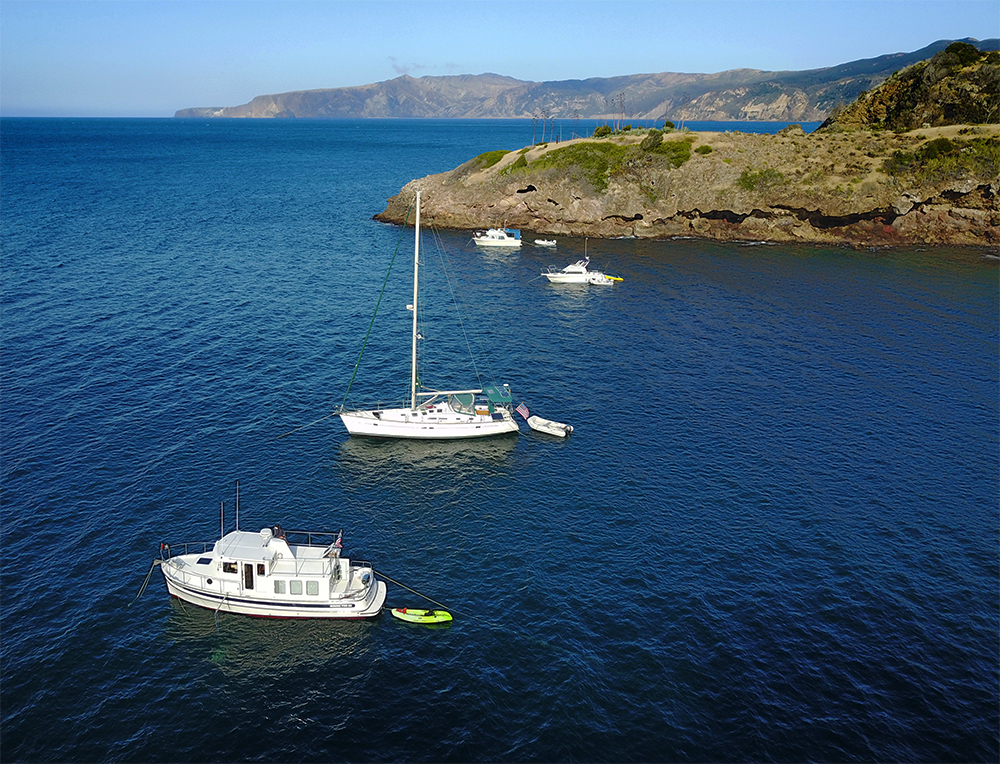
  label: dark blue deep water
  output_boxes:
[1,118,997,763]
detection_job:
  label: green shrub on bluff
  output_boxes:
[474,150,510,169]
[883,135,1000,183]
[527,137,692,192]
[736,167,786,192]
[498,154,528,176]
[649,139,691,167]
[640,130,663,151]
[940,41,986,70]
[529,141,630,191]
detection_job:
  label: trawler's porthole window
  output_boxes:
[222,562,237,574]
[197,557,212,565]
[290,580,303,595]
[257,563,265,576]
[307,581,319,596]
[274,580,286,594]
[206,579,213,585]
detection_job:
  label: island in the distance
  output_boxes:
[375,44,999,248]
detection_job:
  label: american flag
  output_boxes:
[335,530,343,549]
[515,403,530,420]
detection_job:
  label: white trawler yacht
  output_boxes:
[158,487,386,619]
[339,191,520,440]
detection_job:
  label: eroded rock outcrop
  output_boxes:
[375,124,1000,248]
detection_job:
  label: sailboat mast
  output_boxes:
[410,191,420,410]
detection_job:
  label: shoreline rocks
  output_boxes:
[374,125,999,249]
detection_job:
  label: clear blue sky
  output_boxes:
[1,0,997,117]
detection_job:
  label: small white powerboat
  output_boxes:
[527,415,574,437]
[473,228,522,247]
[542,256,621,285]
[158,488,386,619]
[534,239,557,247]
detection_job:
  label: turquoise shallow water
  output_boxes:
[1,118,997,763]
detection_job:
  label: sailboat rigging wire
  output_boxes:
[426,227,481,388]
[427,226,503,391]
[338,201,414,412]
[277,201,414,439]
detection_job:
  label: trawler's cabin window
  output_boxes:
[257,563,265,576]
[290,580,303,595]
[222,562,237,574]
[274,580,286,594]
[307,581,319,596]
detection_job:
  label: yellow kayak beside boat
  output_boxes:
[390,607,453,624]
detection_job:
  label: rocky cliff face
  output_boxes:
[373,124,999,248]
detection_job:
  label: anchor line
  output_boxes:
[374,572,579,660]
[128,559,161,607]
[277,410,340,439]
[214,593,230,633]
[374,570,458,615]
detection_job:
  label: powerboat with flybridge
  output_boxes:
[473,227,522,247]
[157,484,386,619]
[542,256,621,285]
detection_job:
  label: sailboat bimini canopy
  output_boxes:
[484,385,512,404]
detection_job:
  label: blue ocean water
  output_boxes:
[1,118,997,763]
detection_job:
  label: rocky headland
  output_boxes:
[375,45,999,248]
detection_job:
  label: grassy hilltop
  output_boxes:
[377,44,1000,248]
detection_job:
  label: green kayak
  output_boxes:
[390,607,453,624]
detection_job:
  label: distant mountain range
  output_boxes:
[175,38,998,122]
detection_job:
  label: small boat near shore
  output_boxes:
[473,227,522,247]
[534,239,557,247]
[542,256,620,285]
[158,488,386,619]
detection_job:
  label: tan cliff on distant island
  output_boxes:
[374,45,999,248]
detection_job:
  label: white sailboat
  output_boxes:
[339,191,520,440]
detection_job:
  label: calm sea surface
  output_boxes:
[1,118,997,763]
